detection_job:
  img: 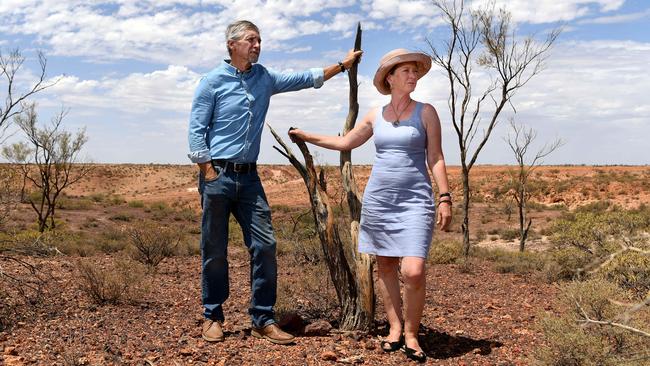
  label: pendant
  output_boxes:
[392,120,400,127]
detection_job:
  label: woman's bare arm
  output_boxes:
[288,108,376,151]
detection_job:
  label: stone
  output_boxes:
[320,351,337,361]
[179,348,194,356]
[278,312,304,333]
[304,320,332,336]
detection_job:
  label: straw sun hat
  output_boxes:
[372,49,431,95]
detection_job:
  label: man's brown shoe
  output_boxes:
[202,320,224,342]
[251,323,295,345]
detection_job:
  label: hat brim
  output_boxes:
[373,52,431,95]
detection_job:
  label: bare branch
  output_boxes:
[1,49,60,135]
[575,298,650,338]
[578,239,650,277]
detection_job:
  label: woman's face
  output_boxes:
[386,62,419,94]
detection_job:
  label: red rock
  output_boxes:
[304,320,332,336]
[320,351,337,361]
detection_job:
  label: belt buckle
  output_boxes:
[232,163,244,173]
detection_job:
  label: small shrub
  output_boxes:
[57,238,97,257]
[474,229,486,242]
[127,221,183,267]
[536,314,611,365]
[277,237,323,264]
[472,248,546,274]
[599,251,650,299]
[498,228,520,241]
[95,226,128,253]
[109,213,133,222]
[56,197,93,210]
[88,193,106,203]
[149,201,171,212]
[536,279,648,365]
[77,257,149,305]
[128,200,145,208]
[544,247,592,282]
[4,230,84,256]
[172,206,197,222]
[275,263,337,321]
[526,201,548,212]
[81,217,99,228]
[428,239,463,265]
[575,200,611,214]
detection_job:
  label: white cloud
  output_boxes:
[27,36,650,165]
[40,65,199,114]
[578,8,650,24]
[469,0,625,23]
[362,0,442,29]
[3,1,648,164]
[0,1,363,67]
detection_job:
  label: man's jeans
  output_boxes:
[198,167,277,329]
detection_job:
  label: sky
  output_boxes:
[1,0,649,166]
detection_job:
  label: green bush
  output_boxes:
[56,197,93,210]
[550,212,610,253]
[536,315,612,365]
[428,239,463,264]
[88,193,124,206]
[2,230,83,256]
[544,247,592,282]
[470,246,546,274]
[498,228,520,241]
[599,251,650,299]
[109,213,133,222]
[536,279,649,365]
[127,200,145,208]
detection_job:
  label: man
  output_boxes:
[188,20,362,344]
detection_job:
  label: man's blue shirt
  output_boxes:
[188,60,324,163]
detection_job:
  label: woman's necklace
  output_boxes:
[389,96,412,127]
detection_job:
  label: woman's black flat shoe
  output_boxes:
[403,346,427,363]
[380,335,404,353]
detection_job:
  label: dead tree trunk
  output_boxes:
[270,23,374,331]
[339,24,375,329]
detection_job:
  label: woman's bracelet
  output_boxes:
[439,192,451,199]
[438,200,452,207]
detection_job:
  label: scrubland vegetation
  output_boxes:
[1,164,649,364]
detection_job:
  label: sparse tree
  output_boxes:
[1,48,54,141]
[270,24,374,331]
[1,48,57,231]
[5,103,90,232]
[505,120,562,251]
[427,0,560,257]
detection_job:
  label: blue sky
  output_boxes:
[1,0,649,165]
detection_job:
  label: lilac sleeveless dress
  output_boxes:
[358,102,436,258]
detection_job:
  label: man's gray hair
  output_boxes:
[225,20,260,56]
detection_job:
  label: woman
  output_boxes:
[289,49,452,363]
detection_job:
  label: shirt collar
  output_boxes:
[223,60,253,76]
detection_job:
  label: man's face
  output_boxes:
[229,29,261,64]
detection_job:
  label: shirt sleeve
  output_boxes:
[187,77,214,163]
[269,68,324,94]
